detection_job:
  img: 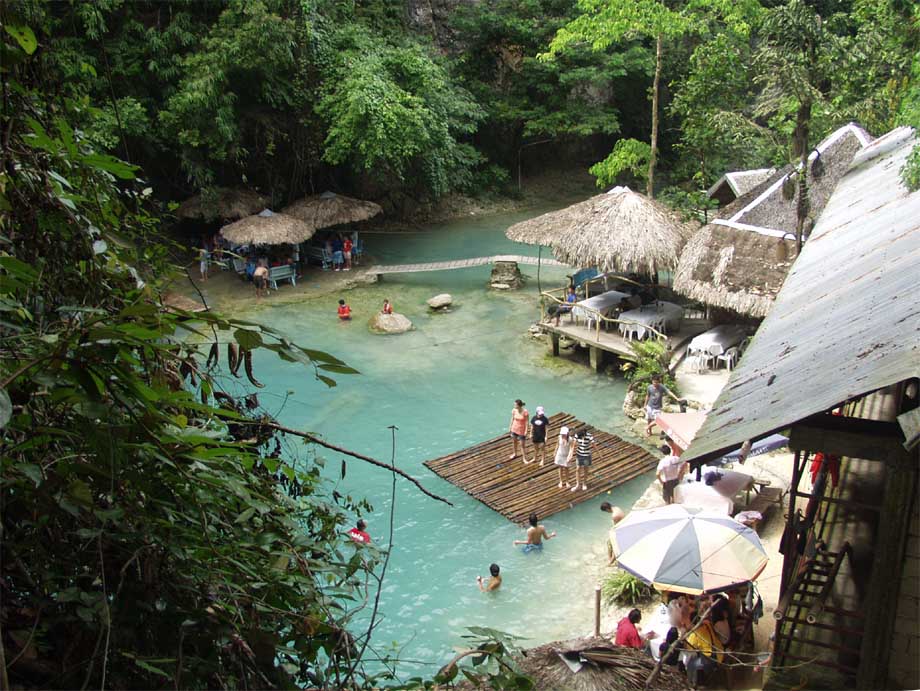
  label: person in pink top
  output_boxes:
[508,399,529,462]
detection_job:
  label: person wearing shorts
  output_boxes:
[252,263,268,299]
[343,236,353,271]
[644,374,678,436]
[554,426,574,488]
[656,444,686,504]
[572,426,594,491]
[527,406,549,466]
[513,512,556,553]
[332,235,344,271]
[508,399,529,461]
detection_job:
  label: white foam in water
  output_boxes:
[220,213,653,678]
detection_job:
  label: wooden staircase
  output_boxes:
[773,541,862,681]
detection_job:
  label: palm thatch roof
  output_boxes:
[673,123,873,317]
[504,198,595,246]
[281,191,382,230]
[707,168,776,206]
[220,209,315,246]
[515,637,690,691]
[176,187,268,222]
[549,187,697,275]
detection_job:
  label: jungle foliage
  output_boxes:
[0,0,919,688]
[7,0,917,212]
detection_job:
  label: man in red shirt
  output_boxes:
[615,608,657,649]
[347,519,371,544]
[343,236,353,271]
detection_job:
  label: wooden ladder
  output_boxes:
[773,542,862,679]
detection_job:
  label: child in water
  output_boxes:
[337,299,352,320]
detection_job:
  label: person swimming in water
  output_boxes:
[476,563,502,592]
[513,512,556,553]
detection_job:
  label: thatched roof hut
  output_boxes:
[673,123,873,317]
[176,187,268,222]
[281,191,382,230]
[707,168,775,207]
[550,187,697,275]
[504,198,595,246]
[220,209,315,246]
[515,637,690,691]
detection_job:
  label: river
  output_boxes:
[207,208,653,679]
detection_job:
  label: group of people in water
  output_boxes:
[509,399,595,491]
[336,298,395,321]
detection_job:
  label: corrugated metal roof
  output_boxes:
[684,127,920,463]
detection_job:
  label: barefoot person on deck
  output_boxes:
[644,374,679,436]
[513,513,556,553]
[526,406,549,466]
[554,426,574,488]
[572,426,594,491]
[508,399,529,461]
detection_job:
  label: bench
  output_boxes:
[268,264,297,290]
[304,246,332,270]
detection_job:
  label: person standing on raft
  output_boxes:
[508,399,529,462]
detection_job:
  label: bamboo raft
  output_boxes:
[424,412,656,524]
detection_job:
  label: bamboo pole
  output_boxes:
[594,585,602,637]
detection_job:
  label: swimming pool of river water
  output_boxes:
[217,209,653,678]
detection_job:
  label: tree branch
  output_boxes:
[252,420,454,507]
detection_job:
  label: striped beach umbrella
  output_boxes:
[611,504,768,594]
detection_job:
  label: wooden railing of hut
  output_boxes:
[539,290,670,342]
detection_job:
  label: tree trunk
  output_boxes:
[647,33,662,199]
[794,100,811,254]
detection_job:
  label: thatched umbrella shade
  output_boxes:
[515,637,691,691]
[504,198,594,246]
[220,210,316,246]
[281,191,382,230]
[176,187,268,222]
[551,187,697,276]
[673,221,795,318]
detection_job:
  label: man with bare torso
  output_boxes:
[513,512,557,553]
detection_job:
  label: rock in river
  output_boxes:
[427,293,453,310]
[370,312,413,334]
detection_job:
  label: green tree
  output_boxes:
[449,0,633,186]
[316,29,485,204]
[546,0,689,197]
[753,0,838,251]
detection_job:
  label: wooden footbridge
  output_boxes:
[424,412,656,524]
[365,254,566,276]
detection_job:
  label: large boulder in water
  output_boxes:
[427,293,453,310]
[370,312,413,334]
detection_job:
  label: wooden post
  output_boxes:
[856,455,918,688]
[551,332,560,357]
[594,585,602,637]
[589,346,603,373]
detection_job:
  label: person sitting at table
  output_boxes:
[615,608,657,650]
[547,286,578,326]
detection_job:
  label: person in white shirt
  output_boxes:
[656,444,687,504]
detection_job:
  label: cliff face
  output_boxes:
[406,0,480,53]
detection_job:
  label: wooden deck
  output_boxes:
[541,319,710,370]
[365,254,566,275]
[424,412,656,524]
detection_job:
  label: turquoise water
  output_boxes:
[218,209,653,678]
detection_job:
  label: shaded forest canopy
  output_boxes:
[0,1,918,690]
[13,0,920,216]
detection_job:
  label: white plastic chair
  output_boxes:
[717,346,740,371]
